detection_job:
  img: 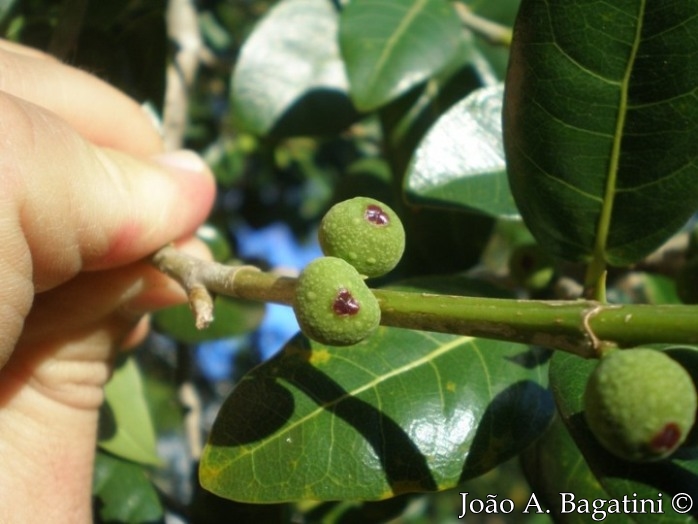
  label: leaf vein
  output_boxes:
[231,334,476,463]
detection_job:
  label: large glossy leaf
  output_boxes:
[406,84,519,219]
[522,416,627,523]
[231,0,358,137]
[93,451,163,523]
[339,0,466,111]
[200,328,553,502]
[550,350,698,523]
[98,356,160,466]
[503,1,698,265]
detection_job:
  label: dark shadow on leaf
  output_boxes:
[97,399,117,441]
[97,354,131,441]
[208,342,438,495]
[461,380,555,481]
[505,346,552,369]
[285,353,439,495]
[190,465,290,524]
[270,88,361,139]
[207,376,296,446]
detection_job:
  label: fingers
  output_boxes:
[0,39,163,156]
[10,238,210,408]
[17,237,212,348]
[1,92,215,292]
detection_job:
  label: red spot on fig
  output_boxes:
[650,423,681,452]
[333,289,360,316]
[365,204,389,226]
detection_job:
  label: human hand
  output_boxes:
[0,40,215,522]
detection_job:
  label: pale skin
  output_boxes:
[0,40,216,521]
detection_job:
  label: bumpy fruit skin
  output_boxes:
[584,348,698,462]
[293,256,381,346]
[319,197,405,278]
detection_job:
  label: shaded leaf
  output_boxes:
[339,0,466,111]
[0,0,19,25]
[504,1,698,265]
[99,356,160,466]
[93,451,163,523]
[521,415,627,523]
[301,497,413,524]
[550,350,698,523]
[378,58,482,179]
[231,0,358,137]
[200,328,553,502]
[153,295,264,344]
[190,481,291,524]
[406,83,519,219]
[76,2,167,108]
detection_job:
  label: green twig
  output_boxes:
[153,247,698,360]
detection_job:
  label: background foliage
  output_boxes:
[2,0,698,523]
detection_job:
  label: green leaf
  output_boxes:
[99,356,161,466]
[93,451,163,523]
[75,3,167,108]
[0,0,19,24]
[200,329,553,502]
[462,0,522,81]
[406,83,519,219]
[339,0,466,111]
[196,223,233,263]
[521,416,627,524]
[550,351,698,523]
[231,0,358,137]
[378,58,482,180]
[153,295,265,344]
[503,1,698,265]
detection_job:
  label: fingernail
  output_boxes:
[153,150,207,173]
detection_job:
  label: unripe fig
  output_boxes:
[508,244,554,291]
[584,348,697,462]
[293,256,380,346]
[318,197,405,278]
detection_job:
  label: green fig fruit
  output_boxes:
[318,197,405,278]
[508,244,555,291]
[293,256,381,346]
[584,348,697,462]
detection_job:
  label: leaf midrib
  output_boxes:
[587,0,647,298]
[364,0,430,95]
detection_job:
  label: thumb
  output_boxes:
[1,92,216,292]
